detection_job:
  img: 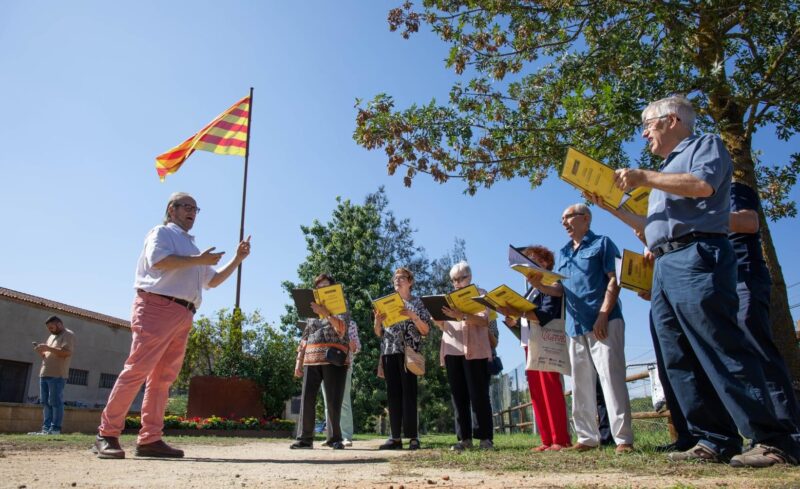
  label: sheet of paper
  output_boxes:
[560,147,625,208]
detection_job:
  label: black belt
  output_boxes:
[139,290,196,314]
[651,232,727,258]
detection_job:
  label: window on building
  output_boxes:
[67,368,89,386]
[99,373,118,389]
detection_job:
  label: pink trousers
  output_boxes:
[99,290,193,444]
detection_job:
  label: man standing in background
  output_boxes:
[29,315,74,435]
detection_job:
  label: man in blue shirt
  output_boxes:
[609,95,799,467]
[533,203,633,453]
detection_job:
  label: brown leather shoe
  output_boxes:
[135,439,184,458]
[564,443,597,452]
[615,443,635,454]
[94,435,125,459]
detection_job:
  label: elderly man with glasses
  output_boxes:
[93,192,252,459]
[533,204,634,454]
[605,95,800,467]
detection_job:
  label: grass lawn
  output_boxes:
[395,427,800,489]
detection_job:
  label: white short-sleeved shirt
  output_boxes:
[133,222,216,307]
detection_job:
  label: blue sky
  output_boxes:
[2,1,798,384]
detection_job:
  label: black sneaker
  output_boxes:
[378,438,403,450]
[330,441,345,449]
[290,441,313,449]
[408,438,421,450]
[655,441,695,453]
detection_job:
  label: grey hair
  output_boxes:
[163,192,193,224]
[642,95,696,132]
[449,260,472,279]
[569,203,592,226]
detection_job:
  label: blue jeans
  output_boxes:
[650,237,799,459]
[40,377,66,432]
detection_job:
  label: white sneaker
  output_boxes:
[342,439,352,447]
[27,430,48,435]
[49,430,62,435]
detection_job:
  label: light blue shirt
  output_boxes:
[644,134,732,249]
[556,230,623,337]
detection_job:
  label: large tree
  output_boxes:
[354,0,800,379]
[281,188,462,433]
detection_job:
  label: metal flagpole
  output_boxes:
[234,87,253,311]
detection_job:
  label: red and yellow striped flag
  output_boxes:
[155,95,250,181]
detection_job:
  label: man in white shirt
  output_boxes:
[94,192,252,459]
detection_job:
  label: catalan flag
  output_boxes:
[155,95,250,181]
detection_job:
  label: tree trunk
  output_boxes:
[760,221,800,384]
[719,128,800,384]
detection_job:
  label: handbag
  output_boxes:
[325,347,347,367]
[401,325,425,376]
[526,297,571,376]
[377,354,385,379]
[488,350,503,376]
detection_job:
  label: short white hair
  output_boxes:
[642,96,696,132]
[449,261,472,279]
[565,203,592,226]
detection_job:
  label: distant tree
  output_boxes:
[281,188,464,433]
[415,238,468,432]
[354,1,800,378]
[177,309,299,418]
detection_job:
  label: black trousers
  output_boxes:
[383,353,419,439]
[297,364,347,443]
[445,355,493,441]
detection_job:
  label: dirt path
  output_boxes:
[0,438,792,488]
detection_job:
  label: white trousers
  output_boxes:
[568,318,633,446]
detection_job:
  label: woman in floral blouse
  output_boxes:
[291,273,350,450]
[373,267,433,450]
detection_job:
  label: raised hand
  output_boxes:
[236,235,252,260]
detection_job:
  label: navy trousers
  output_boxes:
[648,318,696,448]
[650,237,798,459]
[736,264,800,432]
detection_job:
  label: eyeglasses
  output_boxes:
[393,275,410,283]
[642,114,677,131]
[561,212,586,222]
[451,275,470,283]
[174,203,200,213]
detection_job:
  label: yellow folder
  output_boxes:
[561,147,625,209]
[620,186,650,216]
[372,292,409,328]
[616,249,654,294]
